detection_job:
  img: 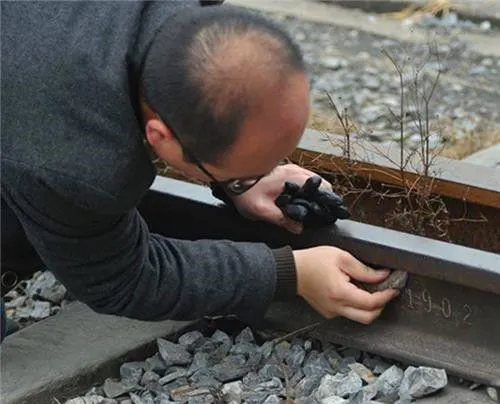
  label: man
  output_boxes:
[1,1,399,341]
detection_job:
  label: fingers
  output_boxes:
[310,288,396,324]
[338,251,391,283]
[340,284,399,311]
[295,245,401,326]
[319,288,397,323]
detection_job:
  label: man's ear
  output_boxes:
[141,100,176,149]
[144,118,174,149]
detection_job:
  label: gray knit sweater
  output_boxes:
[1,0,296,323]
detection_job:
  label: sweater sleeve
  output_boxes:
[1,163,297,323]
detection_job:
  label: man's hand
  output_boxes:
[231,164,333,234]
[293,246,400,324]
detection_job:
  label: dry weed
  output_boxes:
[306,40,490,239]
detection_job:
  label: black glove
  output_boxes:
[210,175,350,228]
[275,175,350,228]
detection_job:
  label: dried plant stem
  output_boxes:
[318,40,485,241]
[271,322,322,345]
[326,92,352,161]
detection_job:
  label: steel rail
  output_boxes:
[292,129,500,209]
[138,175,500,385]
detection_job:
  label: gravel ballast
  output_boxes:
[63,326,450,404]
[269,9,500,148]
[3,271,71,332]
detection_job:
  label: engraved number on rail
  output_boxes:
[403,288,472,324]
[463,304,472,325]
[441,297,451,319]
[422,289,432,313]
[405,289,415,309]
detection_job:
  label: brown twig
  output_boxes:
[270,322,323,345]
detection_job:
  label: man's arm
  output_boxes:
[1,163,297,323]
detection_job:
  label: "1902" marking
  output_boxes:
[403,288,473,325]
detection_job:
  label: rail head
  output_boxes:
[145,175,500,295]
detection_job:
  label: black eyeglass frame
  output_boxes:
[163,118,266,196]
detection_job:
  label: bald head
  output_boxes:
[188,17,302,121]
[141,4,306,164]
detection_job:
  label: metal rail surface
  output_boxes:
[137,176,500,385]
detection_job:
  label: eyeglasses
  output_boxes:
[142,99,267,196]
[150,111,265,196]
